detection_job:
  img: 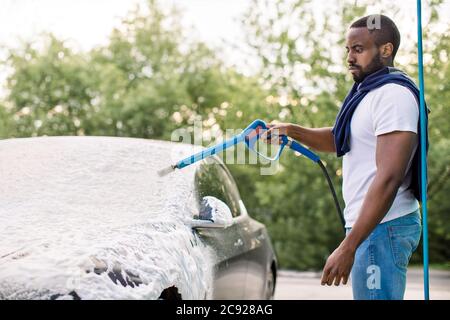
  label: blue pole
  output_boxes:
[416,0,430,300]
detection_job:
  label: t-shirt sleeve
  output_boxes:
[371,84,419,136]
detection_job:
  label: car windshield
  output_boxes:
[0,136,213,299]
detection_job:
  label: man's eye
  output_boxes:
[356,48,363,53]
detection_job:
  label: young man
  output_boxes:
[265,15,425,300]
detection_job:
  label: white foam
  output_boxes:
[201,196,233,226]
[0,136,215,299]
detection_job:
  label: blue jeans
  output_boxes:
[346,209,422,300]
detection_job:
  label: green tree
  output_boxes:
[1,1,266,141]
[0,102,12,138]
[4,35,95,137]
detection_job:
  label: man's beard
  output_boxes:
[351,53,385,83]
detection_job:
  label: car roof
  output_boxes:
[0,135,203,216]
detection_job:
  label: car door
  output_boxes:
[238,216,273,299]
[217,162,273,299]
[192,157,248,299]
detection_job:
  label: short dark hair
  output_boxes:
[350,14,401,59]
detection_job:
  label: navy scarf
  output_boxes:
[332,66,429,201]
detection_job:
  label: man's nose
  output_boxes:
[347,52,356,65]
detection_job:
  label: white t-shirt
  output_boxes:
[342,83,420,228]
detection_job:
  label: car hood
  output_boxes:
[0,136,213,299]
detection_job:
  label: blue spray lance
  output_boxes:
[158,119,346,231]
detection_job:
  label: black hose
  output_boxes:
[317,160,346,233]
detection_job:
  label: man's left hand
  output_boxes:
[320,244,355,286]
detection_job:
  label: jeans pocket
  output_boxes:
[388,223,422,269]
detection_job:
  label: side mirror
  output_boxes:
[191,196,233,229]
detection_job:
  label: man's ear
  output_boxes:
[380,43,394,59]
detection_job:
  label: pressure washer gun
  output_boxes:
[158,119,345,230]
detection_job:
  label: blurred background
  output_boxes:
[0,0,449,272]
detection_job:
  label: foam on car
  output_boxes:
[0,136,214,300]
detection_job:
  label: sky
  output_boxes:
[2,1,446,50]
[0,0,249,51]
[0,0,448,97]
[0,0,253,97]
[1,1,448,61]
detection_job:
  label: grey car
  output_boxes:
[0,136,277,300]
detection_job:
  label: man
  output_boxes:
[264,15,426,300]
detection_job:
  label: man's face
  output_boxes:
[345,27,384,83]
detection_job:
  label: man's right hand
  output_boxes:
[260,123,292,145]
[260,122,336,153]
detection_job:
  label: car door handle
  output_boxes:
[234,238,243,247]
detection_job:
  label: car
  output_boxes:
[0,136,277,300]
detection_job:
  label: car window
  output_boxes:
[194,157,242,218]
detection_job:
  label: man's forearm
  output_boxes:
[340,174,402,253]
[287,125,336,153]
